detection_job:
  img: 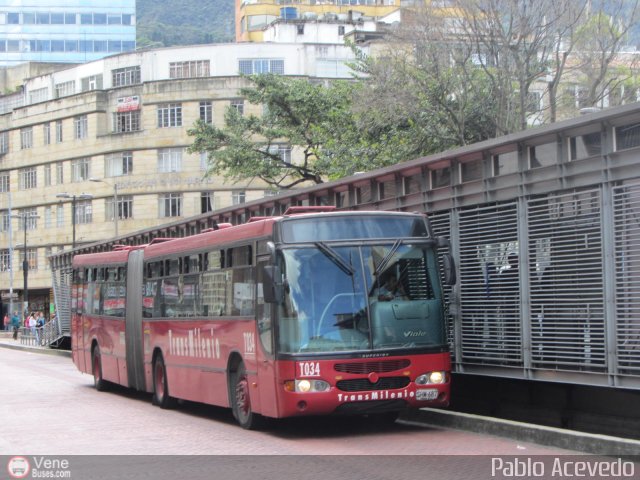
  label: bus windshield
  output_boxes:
[276,243,446,354]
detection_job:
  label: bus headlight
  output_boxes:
[415,371,447,385]
[284,380,331,393]
[298,379,312,392]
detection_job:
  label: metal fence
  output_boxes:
[49,102,640,390]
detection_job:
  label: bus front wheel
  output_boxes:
[153,353,177,409]
[231,361,264,430]
[92,345,108,392]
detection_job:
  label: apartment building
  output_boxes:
[235,0,401,42]
[0,41,363,318]
[0,0,136,66]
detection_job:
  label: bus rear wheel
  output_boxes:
[231,362,264,430]
[153,353,177,409]
[92,345,108,392]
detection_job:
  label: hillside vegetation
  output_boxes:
[137,0,235,48]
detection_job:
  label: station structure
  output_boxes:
[49,102,640,394]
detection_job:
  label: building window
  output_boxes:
[112,66,141,87]
[21,127,33,149]
[19,167,37,190]
[169,60,210,79]
[44,247,52,270]
[20,249,38,271]
[0,131,8,154]
[159,193,182,218]
[201,192,218,213]
[20,208,38,230]
[278,145,291,163]
[74,115,89,139]
[157,148,182,172]
[43,123,51,145]
[56,120,63,143]
[29,87,48,104]
[44,164,52,186]
[199,101,213,123]
[157,103,182,128]
[44,206,52,228]
[106,195,133,221]
[75,200,92,224]
[0,249,10,272]
[57,205,64,227]
[105,152,133,177]
[200,152,208,171]
[54,80,75,98]
[232,191,246,205]
[113,111,141,133]
[238,59,284,75]
[0,211,9,233]
[0,172,9,192]
[81,74,102,91]
[230,99,244,115]
[56,162,64,184]
[71,158,90,182]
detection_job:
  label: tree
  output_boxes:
[572,0,640,110]
[189,74,405,188]
[452,0,590,133]
[349,4,500,149]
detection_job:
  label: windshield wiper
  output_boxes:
[373,239,403,276]
[315,242,354,276]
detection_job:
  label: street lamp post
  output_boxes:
[89,178,119,237]
[56,193,93,249]
[11,212,38,321]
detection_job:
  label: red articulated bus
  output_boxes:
[71,207,456,429]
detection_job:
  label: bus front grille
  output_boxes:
[334,359,410,374]
[336,377,410,392]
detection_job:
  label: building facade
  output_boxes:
[235,0,401,42]
[0,0,136,66]
[0,41,364,319]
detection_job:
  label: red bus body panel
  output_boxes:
[71,213,451,421]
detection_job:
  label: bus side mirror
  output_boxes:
[443,254,456,286]
[262,265,284,304]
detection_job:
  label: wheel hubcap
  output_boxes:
[235,376,250,418]
[155,363,165,399]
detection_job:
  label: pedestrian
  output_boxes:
[11,312,20,340]
[2,313,8,331]
[36,312,45,345]
[28,312,37,340]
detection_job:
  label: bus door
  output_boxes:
[73,272,88,372]
[125,249,146,391]
[256,258,279,417]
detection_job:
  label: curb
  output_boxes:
[0,340,71,358]
[400,408,640,458]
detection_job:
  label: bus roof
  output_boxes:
[71,209,427,266]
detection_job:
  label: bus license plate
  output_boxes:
[416,389,439,401]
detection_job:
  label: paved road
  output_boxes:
[3,346,622,480]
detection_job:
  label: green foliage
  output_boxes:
[188,74,416,188]
[349,45,499,159]
[136,0,234,47]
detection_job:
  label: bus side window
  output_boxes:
[256,259,273,355]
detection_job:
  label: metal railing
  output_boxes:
[17,321,61,347]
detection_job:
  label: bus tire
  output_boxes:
[152,353,177,409]
[92,345,108,392]
[231,361,265,430]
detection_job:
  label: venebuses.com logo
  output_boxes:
[7,456,30,479]
[6,456,72,478]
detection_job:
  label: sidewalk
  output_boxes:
[0,330,638,457]
[0,331,71,357]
